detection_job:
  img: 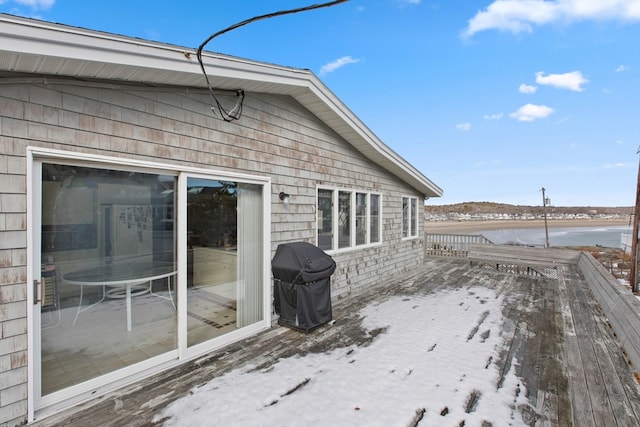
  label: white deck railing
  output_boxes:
[424,233,493,258]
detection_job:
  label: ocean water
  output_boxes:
[480,225,631,248]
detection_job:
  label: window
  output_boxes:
[370,194,380,244]
[402,196,420,238]
[356,193,367,246]
[338,191,351,249]
[317,189,333,251]
[317,188,381,251]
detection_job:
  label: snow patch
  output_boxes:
[156,287,530,426]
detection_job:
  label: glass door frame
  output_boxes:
[177,171,273,360]
[27,148,272,421]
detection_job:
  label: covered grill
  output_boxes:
[271,242,336,332]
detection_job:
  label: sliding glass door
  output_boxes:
[31,152,269,414]
[37,163,177,397]
[186,178,264,347]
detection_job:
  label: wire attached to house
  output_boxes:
[196,0,350,122]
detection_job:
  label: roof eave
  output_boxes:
[0,13,443,198]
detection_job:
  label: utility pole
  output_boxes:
[630,148,640,293]
[541,187,550,248]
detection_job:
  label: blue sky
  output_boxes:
[2,0,639,207]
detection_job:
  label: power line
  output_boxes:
[196,0,350,122]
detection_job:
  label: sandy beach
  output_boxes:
[425,218,630,234]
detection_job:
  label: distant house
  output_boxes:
[0,14,442,425]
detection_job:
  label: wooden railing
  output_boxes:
[467,244,580,279]
[425,233,494,258]
[577,252,640,370]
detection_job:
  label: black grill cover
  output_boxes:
[272,242,336,332]
[276,277,332,332]
[271,242,336,283]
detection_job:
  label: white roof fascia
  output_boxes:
[299,76,442,197]
[0,13,443,198]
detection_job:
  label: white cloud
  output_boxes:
[483,112,503,120]
[456,122,471,132]
[12,0,55,8]
[535,71,588,91]
[318,56,360,76]
[519,83,538,94]
[463,0,640,38]
[604,162,626,168]
[475,159,502,167]
[397,0,421,5]
[616,64,630,72]
[510,103,554,122]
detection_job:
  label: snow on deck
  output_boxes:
[36,258,640,426]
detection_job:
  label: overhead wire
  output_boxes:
[196,0,350,122]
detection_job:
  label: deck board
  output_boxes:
[35,258,640,426]
[561,267,614,425]
[561,265,640,426]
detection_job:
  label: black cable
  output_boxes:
[196,0,350,122]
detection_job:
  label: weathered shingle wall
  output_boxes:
[0,112,29,426]
[0,78,423,424]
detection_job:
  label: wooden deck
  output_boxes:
[35,257,640,426]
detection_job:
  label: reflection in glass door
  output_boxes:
[38,163,177,397]
[186,178,263,347]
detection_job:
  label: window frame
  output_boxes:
[402,195,420,239]
[316,186,382,252]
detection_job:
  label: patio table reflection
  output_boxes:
[63,261,176,331]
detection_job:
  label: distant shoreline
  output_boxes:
[425,218,630,235]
